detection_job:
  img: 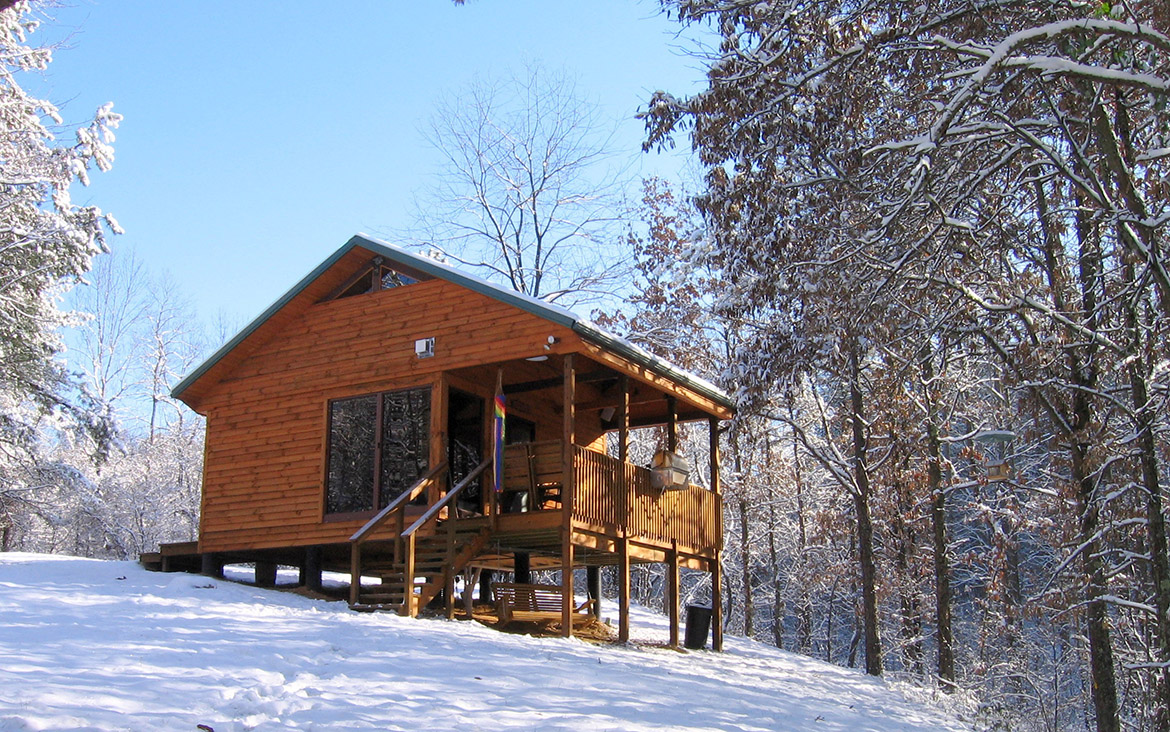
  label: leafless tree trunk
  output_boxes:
[921,349,955,686]
[849,342,882,676]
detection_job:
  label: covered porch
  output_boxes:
[348,350,728,649]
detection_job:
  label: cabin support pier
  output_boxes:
[586,566,601,619]
[301,546,323,592]
[254,561,277,587]
[513,553,530,583]
[201,553,223,579]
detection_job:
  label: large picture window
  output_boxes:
[326,387,430,515]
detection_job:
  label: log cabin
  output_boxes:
[149,234,734,648]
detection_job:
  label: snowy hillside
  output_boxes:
[0,554,971,731]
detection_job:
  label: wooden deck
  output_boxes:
[571,445,718,560]
[342,439,718,615]
[474,441,719,567]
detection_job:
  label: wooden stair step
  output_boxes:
[359,593,407,604]
[351,603,401,613]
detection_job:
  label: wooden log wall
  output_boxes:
[197,278,581,553]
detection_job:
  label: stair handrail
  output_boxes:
[402,456,492,538]
[350,461,449,544]
[350,462,449,607]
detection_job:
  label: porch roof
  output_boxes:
[171,234,735,415]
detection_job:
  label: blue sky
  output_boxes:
[31,0,708,327]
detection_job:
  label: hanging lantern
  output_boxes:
[986,461,1011,480]
[651,450,692,490]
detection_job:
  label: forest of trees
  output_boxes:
[617,2,1169,731]
[0,5,205,562]
[2,243,209,560]
[3,1,1169,731]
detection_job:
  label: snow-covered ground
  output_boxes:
[0,553,971,731]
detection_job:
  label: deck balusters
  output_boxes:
[568,444,718,555]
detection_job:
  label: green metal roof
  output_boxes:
[172,234,735,414]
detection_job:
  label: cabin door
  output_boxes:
[448,388,485,513]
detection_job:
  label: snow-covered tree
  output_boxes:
[646,1,1169,727]
[0,1,120,530]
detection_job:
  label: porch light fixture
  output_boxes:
[415,337,435,359]
[651,450,691,491]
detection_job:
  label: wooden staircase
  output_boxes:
[349,457,494,616]
[351,519,491,614]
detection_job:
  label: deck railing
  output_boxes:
[501,442,718,556]
[573,445,719,555]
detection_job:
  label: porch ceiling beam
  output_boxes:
[625,413,712,430]
[577,340,735,420]
[503,370,615,396]
[578,395,664,411]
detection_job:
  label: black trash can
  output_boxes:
[684,604,713,649]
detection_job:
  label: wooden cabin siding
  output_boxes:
[197,278,581,553]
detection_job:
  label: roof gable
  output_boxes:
[172,234,734,415]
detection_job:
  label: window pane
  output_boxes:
[380,266,418,289]
[326,395,377,514]
[380,388,430,507]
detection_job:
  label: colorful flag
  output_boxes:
[493,372,506,493]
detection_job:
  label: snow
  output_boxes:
[0,553,971,731]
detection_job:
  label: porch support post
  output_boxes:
[709,416,724,652]
[563,354,576,526]
[561,353,576,638]
[619,374,629,464]
[587,565,601,619]
[618,533,631,643]
[668,539,680,649]
[618,375,631,640]
[666,396,678,452]
[432,373,449,507]
[490,369,501,528]
[402,534,416,618]
[561,530,575,638]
